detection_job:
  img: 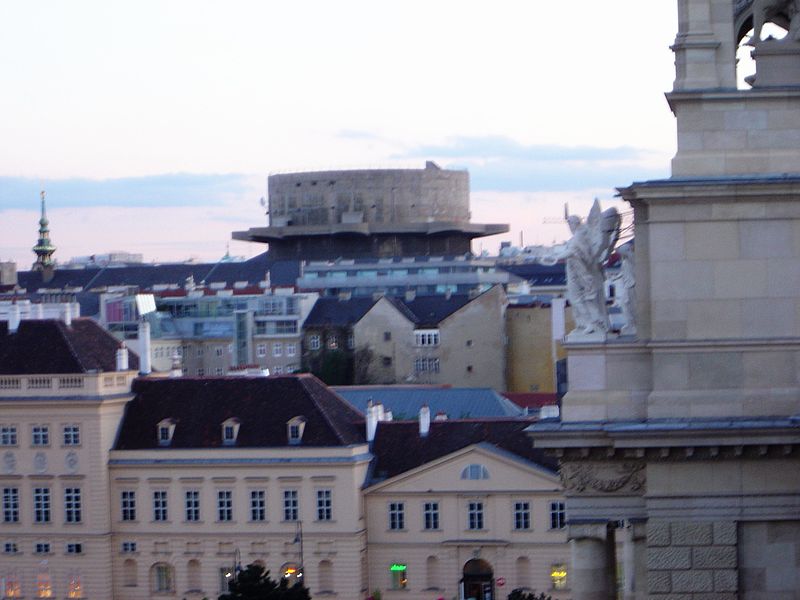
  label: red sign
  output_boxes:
[496,577,506,587]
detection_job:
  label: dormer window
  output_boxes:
[287,416,307,445]
[221,418,240,446]
[461,463,490,480]
[157,419,176,447]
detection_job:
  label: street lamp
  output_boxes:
[224,547,242,588]
[292,521,305,583]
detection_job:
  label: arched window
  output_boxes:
[150,563,174,593]
[187,560,201,592]
[425,556,440,590]
[460,463,489,480]
[123,559,137,587]
[317,560,333,593]
[515,556,531,589]
[67,573,83,599]
[36,571,52,598]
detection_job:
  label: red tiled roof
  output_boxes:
[501,392,558,409]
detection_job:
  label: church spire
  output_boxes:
[32,189,56,272]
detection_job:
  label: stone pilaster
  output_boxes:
[568,521,616,600]
[647,520,738,600]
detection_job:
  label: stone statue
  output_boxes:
[541,199,620,339]
[748,0,800,44]
[614,242,637,336]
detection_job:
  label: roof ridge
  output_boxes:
[298,376,350,444]
[56,319,85,372]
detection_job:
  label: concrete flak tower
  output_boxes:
[32,189,56,278]
[533,1,800,599]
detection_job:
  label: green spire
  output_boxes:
[32,189,56,271]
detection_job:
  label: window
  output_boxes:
[467,501,484,530]
[316,490,332,521]
[550,501,566,530]
[414,329,440,346]
[34,487,51,523]
[4,541,18,554]
[221,418,239,445]
[514,502,531,530]
[382,356,392,367]
[273,342,283,357]
[217,490,233,522]
[196,368,204,377]
[152,563,174,593]
[423,501,439,530]
[390,563,408,590]
[257,343,267,357]
[36,571,52,597]
[153,490,168,522]
[461,464,490,480]
[287,417,306,445]
[185,490,200,522]
[123,558,137,587]
[273,366,284,375]
[121,491,136,521]
[389,502,405,530]
[286,343,297,357]
[318,559,334,593]
[327,334,338,349]
[383,331,391,341]
[196,347,204,357]
[32,425,49,446]
[551,564,568,590]
[64,488,82,523]
[3,487,19,523]
[66,542,83,554]
[414,357,440,374]
[215,345,224,357]
[347,333,355,349]
[283,490,298,521]
[215,367,224,375]
[309,335,321,351]
[35,542,51,554]
[250,490,266,521]
[157,419,175,446]
[121,541,137,553]
[62,425,80,446]
[67,573,82,598]
[286,364,298,373]
[0,425,17,446]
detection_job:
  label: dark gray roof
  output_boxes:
[497,263,566,286]
[402,294,474,327]
[304,297,379,327]
[333,386,524,419]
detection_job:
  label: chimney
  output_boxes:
[62,302,72,326]
[7,303,21,333]
[540,405,560,419]
[404,289,416,302]
[366,400,378,443]
[375,402,384,421]
[35,303,44,319]
[419,404,431,437]
[384,410,393,421]
[138,320,152,375]
[434,410,448,421]
[116,346,129,371]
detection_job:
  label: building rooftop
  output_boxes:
[114,374,366,449]
[0,318,138,374]
[367,419,557,484]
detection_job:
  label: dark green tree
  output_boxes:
[506,590,552,600]
[218,564,311,600]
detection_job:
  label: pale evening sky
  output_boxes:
[0,1,681,266]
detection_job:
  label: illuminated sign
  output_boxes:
[389,564,407,572]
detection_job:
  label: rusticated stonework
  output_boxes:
[560,461,645,495]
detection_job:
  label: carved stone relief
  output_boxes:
[560,461,645,495]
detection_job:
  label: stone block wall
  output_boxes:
[646,520,738,600]
[740,520,800,599]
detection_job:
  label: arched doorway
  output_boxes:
[461,558,493,600]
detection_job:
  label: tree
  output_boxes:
[218,564,311,600]
[507,590,552,600]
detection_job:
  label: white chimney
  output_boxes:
[404,289,416,302]
[8,303,20,333]
[366,401,378,443]
[434,410,448,421]
[62,302,72,326]
[384,410,393,421]
[419,404,431,437]
[116,346,129,371]
[375,402,385,421]
[35,303,44,319]
[138,320,152,375]
[540,405,560,419]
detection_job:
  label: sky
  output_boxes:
[0,1,681,266]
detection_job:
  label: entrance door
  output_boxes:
[461,559,493,600]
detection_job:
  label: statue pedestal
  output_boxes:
[749,39,800,88]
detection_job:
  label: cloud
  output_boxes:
[392,135,669,192]
[0,173,263,210]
